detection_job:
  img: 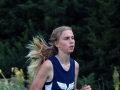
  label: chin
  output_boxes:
[68,50,74,54]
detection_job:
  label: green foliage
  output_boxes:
[84,0,120,78]
[0,68,28,90]
[113,67,120,90]
[77,73,97,89]
[0,36,28,77]
[0,0,120,89]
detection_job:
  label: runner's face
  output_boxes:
[55,30,75,54]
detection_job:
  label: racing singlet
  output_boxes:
[43,56,75,90]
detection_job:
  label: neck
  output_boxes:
[56,53,70,64]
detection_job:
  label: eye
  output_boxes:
[71,37,74,40]
[71,36,74,40]
[64,37,69,40]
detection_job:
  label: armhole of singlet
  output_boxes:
[45,59,54,85]
[45,80,53,85]
[43,59,54,90]
[44,81,53,90]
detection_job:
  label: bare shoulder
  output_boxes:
[29,60,53,89]
[74,60,79,69]
[36,59,53,79]
[40,59,53,70]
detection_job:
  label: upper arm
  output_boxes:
[30,60,52,90]
[74,60,79,90]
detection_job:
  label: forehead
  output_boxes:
[60,30,74,37]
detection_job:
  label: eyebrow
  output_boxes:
[64,36,74,38]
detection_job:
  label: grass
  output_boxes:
[0,67,28,90]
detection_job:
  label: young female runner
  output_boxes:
[27,26,91,90]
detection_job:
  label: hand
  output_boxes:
[81,85,91,90]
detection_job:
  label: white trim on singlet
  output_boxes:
[44,82,53,90]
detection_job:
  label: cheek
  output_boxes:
[58,42,68,48]
[60,42,66,47]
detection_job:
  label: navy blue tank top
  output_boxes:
[43,56,75,90]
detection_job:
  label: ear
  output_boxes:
[54,41,59,48]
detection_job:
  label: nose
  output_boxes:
[69,38,74,43]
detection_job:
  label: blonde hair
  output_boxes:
[26,26,72,77]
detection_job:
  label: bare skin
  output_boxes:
[29,60,53,90]
[29,30,91,90]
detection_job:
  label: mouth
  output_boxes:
[69,45,74,48]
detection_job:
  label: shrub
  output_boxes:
[0,68,28,90]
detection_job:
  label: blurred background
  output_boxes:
[0,0,120,89]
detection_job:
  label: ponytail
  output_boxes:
[26,36,57,78]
